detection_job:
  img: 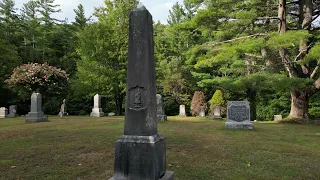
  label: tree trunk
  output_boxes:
[287,0,313,121]
[289,90,309,121]
[115,92,124,116]
[247,88,257,121]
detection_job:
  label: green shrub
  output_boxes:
[210,90,225,114]
[163,96,180,116]
[256,92,290,121]
[309,93,320,119]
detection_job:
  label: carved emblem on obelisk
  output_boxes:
[128,86,147,111]
[134,89,142,108]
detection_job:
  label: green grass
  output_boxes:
[0,116,320,180]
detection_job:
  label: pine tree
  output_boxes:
[73,4,90,30]
[167,2,185,25]
[76,0,139,115]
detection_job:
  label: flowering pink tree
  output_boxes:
[5,63,69,94]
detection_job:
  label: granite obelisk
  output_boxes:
[26,92,48,123]
[110,3,174,180]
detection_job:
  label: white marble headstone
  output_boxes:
[179,105,186,117]
[199,106,205,117]
[0,107,8,118]
[213,106,222,119]
[91,94,104,117]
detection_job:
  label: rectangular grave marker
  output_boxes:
[225,101,253,130]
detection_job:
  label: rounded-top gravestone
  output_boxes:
[179,105,186,117]
[8,105,17,117]
[0,107,8,118]
[213,106,222,119]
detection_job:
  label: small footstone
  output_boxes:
[108,112,116,116]
[225,101,253,130]
[274,115,282,121]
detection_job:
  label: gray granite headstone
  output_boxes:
[213,106,222,119]
[26,92,48,123]
[90,94,104,117]
[0,107,8,118]
[179,105,186,117]
[225,101,253,130]
[156,94,167,122]
[274,115,282,121]
[8,105,17,117]
[110,3,174,180]
[199,106,205,117]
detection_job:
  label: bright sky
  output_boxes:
[13,0,184,24]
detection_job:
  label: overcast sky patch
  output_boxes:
[13,0,184,24]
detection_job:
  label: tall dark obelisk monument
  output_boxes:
[110,3,174,180]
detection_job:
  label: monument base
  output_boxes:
[213,115,222,119]
[90,108,104,117]
[157,115,167,122]
[111,134,168,180]
[26,112,48,123]
[225,121,254,130]
[109,171,174,180]
[178,114,186,117]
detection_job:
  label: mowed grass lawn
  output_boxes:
[0,116,320,180]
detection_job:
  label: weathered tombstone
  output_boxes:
[110,3,174,180]
[0,107,8,118]
[8,105,17,117]
[274,115,283,121]
[199,106,205,117]
[225,101,253,130]
[156,94,167,122]
[179,105,186,117]
[90,94,104,117]
[26,93,48,123]
[59,99,67,118]
[213,106,222,119]
[108,112,116,116]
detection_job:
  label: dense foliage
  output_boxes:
[210,90,225,114]
[6,63,68,93]
[0,0,319,120]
